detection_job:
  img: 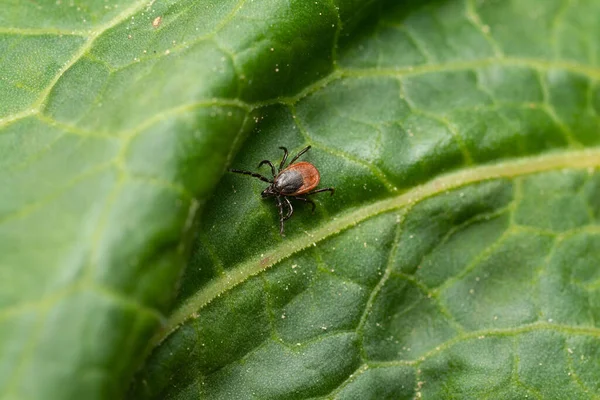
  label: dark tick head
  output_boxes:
[261,185,276,198]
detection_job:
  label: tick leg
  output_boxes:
[305,187,335,196]
[288,145,312,165]
[257,160,277,178]
[278,147,289,171]
[276,196,285,236]
[283,197,294,220]
[294,196,316,213]
[229,169,272,183]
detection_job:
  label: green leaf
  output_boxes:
[130,0,600,399]
[0,0,359,398]
[2,0,600,400]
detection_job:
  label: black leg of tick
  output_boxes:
[278,147,288,171]
[294,196,316,212]
[288,145,312,166]
[275,196,285,236]
[305,187,335,196]
[283,197,294,220]
[229,169,272,183]
[258,160,277,178]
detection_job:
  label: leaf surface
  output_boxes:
[2,0,600,399]
[0,0,363,398]
[131,0,600,399]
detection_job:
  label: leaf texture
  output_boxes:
[1,0,600,399]
[0,0,370,398]
[131,0,600,399]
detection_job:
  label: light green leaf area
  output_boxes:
[131,0,600,399]
[1,0,600,399]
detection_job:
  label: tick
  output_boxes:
[229,145,334,236]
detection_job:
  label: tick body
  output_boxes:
[229,146,334,236]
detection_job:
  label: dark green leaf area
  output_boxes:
[177,57,598,302]
[134,169,600,399]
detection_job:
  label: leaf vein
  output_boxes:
[153,148,600,349]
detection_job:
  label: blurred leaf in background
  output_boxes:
[1,0,600,399]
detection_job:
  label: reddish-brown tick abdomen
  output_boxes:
[277,161,320,196]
